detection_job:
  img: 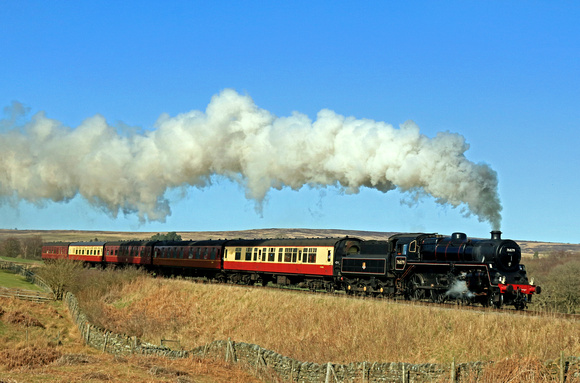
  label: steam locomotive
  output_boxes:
[41,230,540,309]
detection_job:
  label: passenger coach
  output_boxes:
[222,237,362,291]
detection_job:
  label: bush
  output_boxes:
[37,259,86,300]
[150,232,182,241]
[526,252,580,314]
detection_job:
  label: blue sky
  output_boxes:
[1,1,579,243]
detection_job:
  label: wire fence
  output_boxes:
[0,260,53,299]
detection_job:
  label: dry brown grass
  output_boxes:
[0,296,262,382]
[77,275,580,366]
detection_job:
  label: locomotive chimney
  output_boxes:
[491,230,502,240]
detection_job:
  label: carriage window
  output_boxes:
[305,248,317,263]
[189,247,194,259]
[298,250,302,262]
[253,248,258,261]
[284,248,292,262]
[278,248,283,262]
[211,248,216,260]
[268,248,275,262]
[196,248,201,259]
[235,248,242,260]
[292,248,298,263]
[245,248,252,261]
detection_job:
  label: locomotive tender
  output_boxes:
[41,231,539,309]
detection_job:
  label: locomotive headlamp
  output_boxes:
[530,277,535,285]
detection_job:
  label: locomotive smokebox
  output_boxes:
[491,231,502,240]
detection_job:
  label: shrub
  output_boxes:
[36,259,85,300]
[526,251,580,314]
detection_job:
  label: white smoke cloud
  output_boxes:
[0,89,502,227]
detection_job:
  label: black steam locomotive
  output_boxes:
[338,231,539,309]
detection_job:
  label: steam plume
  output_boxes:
[0,89,502,227]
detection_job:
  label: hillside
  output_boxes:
[1,228,579,258]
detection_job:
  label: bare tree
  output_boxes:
[20,235,43,259]
[1,237,21,258]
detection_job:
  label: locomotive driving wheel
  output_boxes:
[408,274,425,301]
[430,289,446,303]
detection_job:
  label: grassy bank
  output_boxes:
[0,269,44,290]
[75,273,580,365]
[0,295,262,382]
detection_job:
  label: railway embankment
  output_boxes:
[6,259,580,382]
[64,290,487,381]
[62,289,580,382]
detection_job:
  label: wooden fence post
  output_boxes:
[103,332,109,353]
[560,350,565,383]
[451,357,457,383]
[225,338,236,363]
[325,362,338,383]
[255,348,267,374]
[362,361,366,383]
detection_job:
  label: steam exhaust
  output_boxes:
[0,90,502,227]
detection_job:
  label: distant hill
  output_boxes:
[1,228,578,258]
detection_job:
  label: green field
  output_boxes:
[0,269,43,291]
[0,256,43,265]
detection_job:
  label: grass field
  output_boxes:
[74,272,580,366]
[0,256,44,265]
[3,260,580,382]
[0,269,44,291]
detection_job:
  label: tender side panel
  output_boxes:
[341,257,387,275]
